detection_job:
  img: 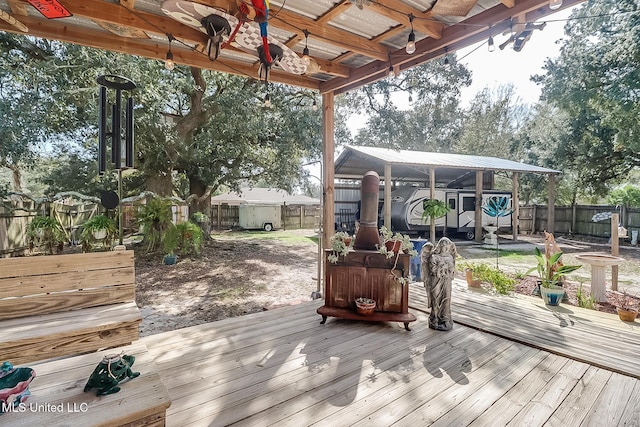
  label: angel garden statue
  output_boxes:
[421,237,456,331]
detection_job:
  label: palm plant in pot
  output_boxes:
[162,223,179,265]
[527,247,581,306]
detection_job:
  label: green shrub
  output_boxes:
[137,198,173,253]
[459,261,515,295]
[175,221,204,256]
[27,216,66,254]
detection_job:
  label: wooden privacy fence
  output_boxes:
[519,204,640,238]
[211,203,321,230]
[0,198,45,257]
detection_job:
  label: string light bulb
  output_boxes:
[388,65,394,78]
[301,30,311,65]
[165,34,175,71]
[443,48,450,67]
[549,0,562,10]
[488,35,495,52]
[312,99,318,111]
[264,93,271,107]
[406,14,416,55]
[165,50,175,71]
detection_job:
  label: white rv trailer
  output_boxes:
[390,187,512,239]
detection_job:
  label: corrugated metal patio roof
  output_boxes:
[335,145,560,184]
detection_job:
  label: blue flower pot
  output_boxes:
[540,285,565,306]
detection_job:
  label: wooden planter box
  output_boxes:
[317,250,416,331]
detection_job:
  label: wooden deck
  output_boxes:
[142,280,640,426]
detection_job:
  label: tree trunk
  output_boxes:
[188,178,211,217]
[145,173,173,196]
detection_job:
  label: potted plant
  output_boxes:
[175,221,204,257]
[27,216,66,254]
[421,199,450,242]
[355,297,376,316]
[80,214,118,252]
[136,197,173,253]
[610,290,639,322]
[162,224,179,265]
[328,231,353,264]
[377,226,417,285]
[526,247,581,306]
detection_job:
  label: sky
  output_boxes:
[345,6,576,133]
[457,7,575,106]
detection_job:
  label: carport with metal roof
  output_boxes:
[334,145,561,242]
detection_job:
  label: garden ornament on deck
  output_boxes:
[422,237,456,331]
[0,362,36,415]
[84,353,140,396]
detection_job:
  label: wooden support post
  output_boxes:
[547,174,556,233]
[384,164,391,229]
[322,92,335,249]
[512,172,519,241]
[612,212,619,291]
[475,170,483,243]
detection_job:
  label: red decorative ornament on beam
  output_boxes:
[26,0,72,19]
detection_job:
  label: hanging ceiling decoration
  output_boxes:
[161,0,307,78]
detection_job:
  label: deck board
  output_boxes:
[141,278,640,427]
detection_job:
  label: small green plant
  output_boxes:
[328,231,352,264]
[377,226,417,285]
[459,261,515,295]
[162,223,179,256]
[576,285,597,310]
[27,216,66,254]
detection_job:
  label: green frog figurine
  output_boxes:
[84,353,140,396]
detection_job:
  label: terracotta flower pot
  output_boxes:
[465,269,481,287]
[355,298,376,316]
[385,240,401,253]
[617,308,638,322]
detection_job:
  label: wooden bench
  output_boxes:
[1,342,171,427]
[0,250,142,365]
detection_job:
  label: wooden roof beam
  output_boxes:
[371,0,443,39]
[321,0,584,94]
[0,14,320,89]
[271,10,390,62]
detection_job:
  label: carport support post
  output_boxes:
[611,212,619,291]
[384,164,391,229]
[429,167,436,243]
[512,173,519,241]
[475,170,483,243]
[547,174,556,234]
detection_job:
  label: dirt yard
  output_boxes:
[135,230,640,336]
